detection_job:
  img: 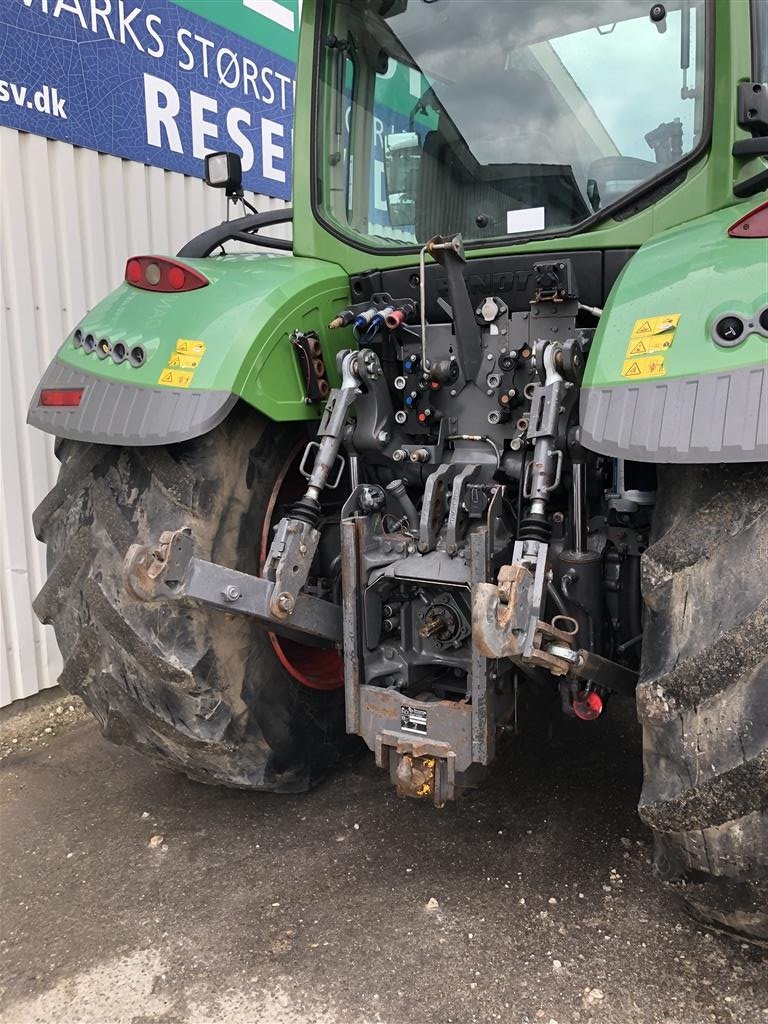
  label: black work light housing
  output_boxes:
[204,151,243,195]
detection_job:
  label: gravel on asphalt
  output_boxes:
[1,700,766,1024]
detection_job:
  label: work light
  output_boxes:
[204,151,242,194]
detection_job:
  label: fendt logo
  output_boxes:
[435,270,537,301]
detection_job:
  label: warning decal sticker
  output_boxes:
[157,369,195,388]
[625,314,680,358]
[631,315,680,337]
[168,352,203,370]
[175,339,206,356]
[621,356,666,379]
[158,339,206,387]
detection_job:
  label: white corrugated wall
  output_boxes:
[0,126,291,706]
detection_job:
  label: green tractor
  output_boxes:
[28,0,767,941]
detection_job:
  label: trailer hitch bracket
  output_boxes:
[124,528,342,644]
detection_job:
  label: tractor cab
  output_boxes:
[316,0,707,248]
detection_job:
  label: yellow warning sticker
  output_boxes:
[157,368,195,388]
[167,352,202,369]
[621,355,666,379]
[625,334,675,358]
[175,338,206,356]
[627,338,651,356]
[630,314,680,338]
[626,314,680,358]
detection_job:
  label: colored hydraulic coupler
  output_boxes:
[328,308,355,330]
[365,306,395,336]
[353,307,378,332]
[385,309,407,330]
[497,393,513,422]
[384,300,416,330]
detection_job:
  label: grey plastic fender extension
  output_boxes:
[27,357,238,446]
[580,365,768,463]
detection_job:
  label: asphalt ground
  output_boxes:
[1,699,766,1024]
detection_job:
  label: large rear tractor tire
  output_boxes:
[637,464,768,943]
[33,405,349,792]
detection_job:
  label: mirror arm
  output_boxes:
[177,209,294,258]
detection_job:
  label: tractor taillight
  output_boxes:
[124,256,209,292]
[572,690,604,721]
[126,259,142,284]
[39,388,84,407]
[728,202,768,238]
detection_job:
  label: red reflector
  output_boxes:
[126,259,142,284]
[39,388,84,408]
[167,265,186,290]
[124,256,209,292]
[572,690,603,721]
[728,201,768,238]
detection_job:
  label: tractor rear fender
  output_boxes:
[27,255,352,445]
[580,201,768,463]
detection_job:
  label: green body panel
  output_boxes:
[583,202,768,389]
[57,256,351,422]
[292,0,759,274]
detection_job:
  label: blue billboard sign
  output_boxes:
[0,0,299,199]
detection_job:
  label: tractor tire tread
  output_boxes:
[638,463,768,944]
[35,405,349,792]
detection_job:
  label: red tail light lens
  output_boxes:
[126,259,142,284]
[728,201,768,238]
[167,265,186,290]
[572,690,604,721]
[124,257,209,292]
[39,388,84,407]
